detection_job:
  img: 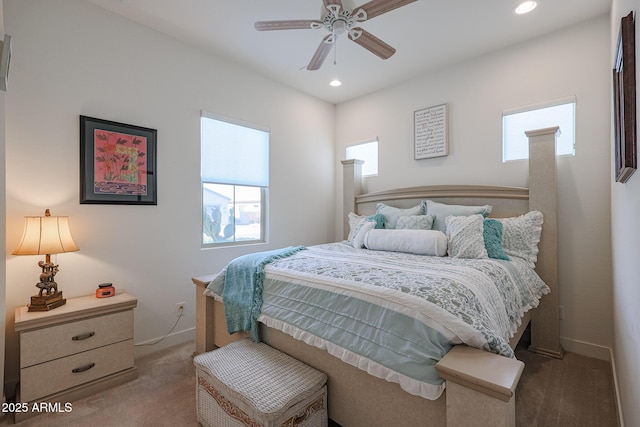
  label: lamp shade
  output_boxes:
[12,210,79,256]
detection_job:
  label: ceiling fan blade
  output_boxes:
[307,34,336,70]
[323,0,344,9]
[254,20,323,31]
[354,0,417,21]
[349,28,395,60]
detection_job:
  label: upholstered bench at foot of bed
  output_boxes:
[435,345,525,427]
[193,338,328,427]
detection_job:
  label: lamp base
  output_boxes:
[28,291,66,312]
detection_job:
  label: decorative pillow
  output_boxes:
[395,215,434,230]
[376,203,423,229]
[423,200,492,233]
[483,219,511,261]
[349,220,376,249]
[445,214,488,259]
[348,212,384,235]
[347,212,384,248]
[364,229,448,256]
[366,213,386,229]
[496,211,543,268]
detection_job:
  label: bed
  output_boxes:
[192,127,563,427]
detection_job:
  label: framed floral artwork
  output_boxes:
[80,115,157,204]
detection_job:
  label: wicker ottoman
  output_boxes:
[194,339,328,427]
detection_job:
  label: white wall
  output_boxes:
[0,0,6,407]
[336,16,613,358]
[610,2,640,426]
[3,0,335,391]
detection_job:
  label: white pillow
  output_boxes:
[496,211,543,268]
[347,212,376,248]
[364,229,448,256]
[395,215,434,230]
[445,214,488,259]
[424,200,492,233]
[375,203,423,229]
[350,220,375,249]
[347,212,365,240]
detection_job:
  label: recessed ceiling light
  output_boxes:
[514,1,538,15]
[330,79,342,87]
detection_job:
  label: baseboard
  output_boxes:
[559,336,611,361]
[609,347,625,427]
[133,327,195,358]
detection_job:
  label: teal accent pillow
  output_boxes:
[366,213,386,229]
[423,200,493,233]
[483,219,511,261]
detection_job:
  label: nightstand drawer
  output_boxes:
[20,339,134,402]
[20,310,133,368]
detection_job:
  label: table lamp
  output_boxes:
[12,209,79,311]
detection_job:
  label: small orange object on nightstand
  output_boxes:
[96,283,115,298]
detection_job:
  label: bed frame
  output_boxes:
[192,127,563,427]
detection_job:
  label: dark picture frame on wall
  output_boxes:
[80,115,157,205]
[613,11,637,183]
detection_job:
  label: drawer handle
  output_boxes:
[72,363,95,373]
[72,332,95,341]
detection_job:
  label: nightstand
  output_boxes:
[14,291,138,422]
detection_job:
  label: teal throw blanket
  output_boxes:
[223,246,306,342]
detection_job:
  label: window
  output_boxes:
[346,138,378,176]
[502,97,576,162]
[201,111,269,247]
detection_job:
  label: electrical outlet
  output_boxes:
[559,305,565,320]
[176,301,186,317]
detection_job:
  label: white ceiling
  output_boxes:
[88,0,611,104]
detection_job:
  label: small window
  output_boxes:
[503,97,576,162]
[346,138,378,176]
[201,112,269,247]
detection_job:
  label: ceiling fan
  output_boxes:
[254,0,417,70]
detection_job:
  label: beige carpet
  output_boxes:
[515,346,619,426]
[3,342,198,427]
[1,341,619,427]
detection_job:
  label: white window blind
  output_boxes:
[201,112,269,186]
[200,111,269,247]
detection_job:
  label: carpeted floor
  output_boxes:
[0,341,619,426]
[515,346,619,426]
[2,342,198,427]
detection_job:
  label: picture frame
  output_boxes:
[414,103,448,160]
[613,12,637,183]
[80,115,157,205]
[0,34,12,92]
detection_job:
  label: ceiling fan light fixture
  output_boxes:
[514,1,538,15]
[333,19,347,34]
[330,79,342,87]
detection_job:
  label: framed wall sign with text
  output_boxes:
[415,104,448,160]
